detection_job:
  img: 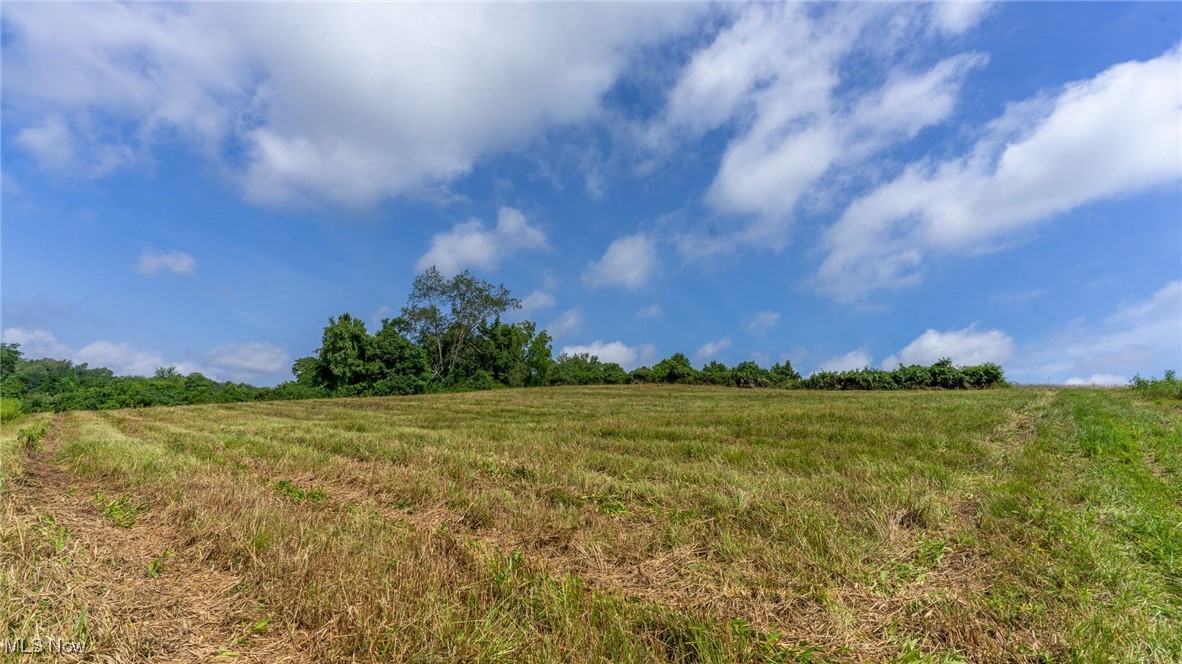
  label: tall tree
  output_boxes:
[319,313,372,391]
[400,267,520,381]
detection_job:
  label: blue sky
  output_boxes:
[2,2,1179,386]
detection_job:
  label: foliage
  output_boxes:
[92,493,150,528]
[292,315,431,397]
[548,353,626,386]
[801,359,1006,390]
[2,352,279,413]
[697,361,733,386]
[400,267,521,381]
[651,353,698,384]
[1131,370,1181,399]
[629,366,654,384]
[472,319,553,388]
[0,397,21,424]
[1,272,1011,414]
[769,361,801,385]
[17,420,50,451]
[731,361,772,388]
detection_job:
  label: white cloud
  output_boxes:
[820,46,1182,301]
[15,115,136,177]
[1106,280,1182,326]
[745,311,780,335]
[519,290,557,314]
[695,337,732,363]
[546,309,584,339]
[882,326,1014,368]
[1011,280,1181,384]
[930,2,992,35]
[560,339,656,370]
[74,340,175,377]
[205,342,291,375]
[2,3,697,207]
[1,326,294,382]
[1065,374,1128,387]
[137,249,197,276]
[818,349,872,373]
[416,207,547,275]
[15,116,74,172]
[636,303,663,318]
[1,327,73,359]
[651,4,985,254]
[584,233,657,290]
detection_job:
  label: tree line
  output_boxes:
[0,267,1008,414]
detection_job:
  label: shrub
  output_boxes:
[698,362,733,386]
[601,363,630,385]
[893,364,933,389]
[802,360,1005,391]
[0,397,21,424]
[548,353,622,386]
[651,353,698,384]
[731,361,772,388]
[962,363,1007,389]
[1131,370,1181,399]
[629,366,654,384]
[769,361,801,386]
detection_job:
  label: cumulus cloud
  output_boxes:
[881,326,1014,368]
[1065,374,1128,387]
[583,233,657,290]
[205,342,291,375]
[1,327,292,382]
[0,327,73,359]
[695,337,732,363]
[820,46,1182,301]
[2,3,697,207]
[74,340,182,377]
[650,4,985,254]
[745,311,780,335]
[416,207,546,275]
[817,349,872,373]
[519,290,556,314]
[137,249,197,276]
[559,339,656,370]
[1011,280,1181,384]
[930,2,992,35]
[546,309,583,339]
[15,116,75,173]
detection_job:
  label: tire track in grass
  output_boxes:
[8,412,315,663]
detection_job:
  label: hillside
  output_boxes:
[2,386,1179,662]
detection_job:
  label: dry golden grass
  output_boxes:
[2,385,1179,662]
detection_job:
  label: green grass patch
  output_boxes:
[92,492,151,528]
[272,479,327,503]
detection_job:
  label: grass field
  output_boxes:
[2,386,1179,662]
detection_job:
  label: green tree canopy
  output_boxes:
[400,267,521,381]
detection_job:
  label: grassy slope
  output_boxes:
[1,386,1179,662]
